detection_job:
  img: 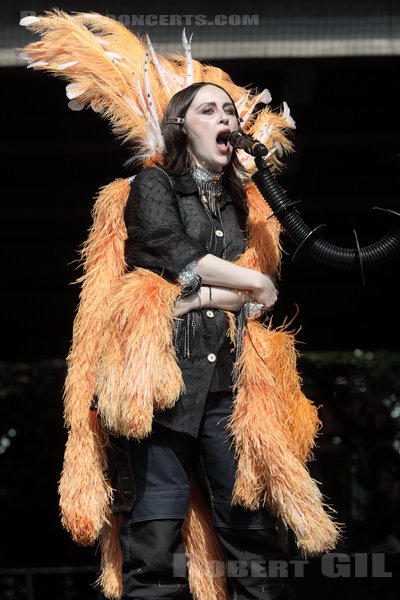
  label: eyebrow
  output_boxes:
[195,101,235,110]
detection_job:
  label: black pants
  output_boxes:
[118,391,297,600]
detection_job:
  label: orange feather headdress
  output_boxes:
[19,9,295,171]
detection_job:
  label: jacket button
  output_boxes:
[207,353,216,362]
[215,229,224,237]
[206,310,214,318]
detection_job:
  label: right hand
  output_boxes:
[252,274,278,309]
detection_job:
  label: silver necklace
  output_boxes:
[191,165,224,215]
[191,172,227,258]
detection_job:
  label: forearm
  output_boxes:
[177,254,278,312]
[174,285,248,317]
[196,253,265,292]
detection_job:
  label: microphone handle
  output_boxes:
[230,131,268,157]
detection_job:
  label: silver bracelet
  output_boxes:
[177,260,202,297]
[243,296,266,319]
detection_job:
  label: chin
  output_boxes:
[213,156,231,171]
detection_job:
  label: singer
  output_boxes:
[22,11,341,598]
[106,82,337,599]
[117,82,293,599]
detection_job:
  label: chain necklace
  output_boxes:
[191,165,227,257]
[191,165,224,215]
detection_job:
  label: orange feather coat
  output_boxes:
[59,175,341,600]
[19,11,340,598]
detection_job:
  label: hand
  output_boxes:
[174,295,197,317]
[252,274,278,309]
[237,289,251,305]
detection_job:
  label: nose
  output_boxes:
[219,114,229,124]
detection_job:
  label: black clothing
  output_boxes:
[119,390,297,600]
[118,170,298,599]
[124,167,248,437]
[121,391,274,528]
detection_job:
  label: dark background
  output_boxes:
[1,1,400,599]
[2,55,400,359]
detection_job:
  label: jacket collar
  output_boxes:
[171,173,249,215]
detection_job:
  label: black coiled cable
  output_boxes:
[252,156,400,277]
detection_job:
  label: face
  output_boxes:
[183,85,239,173]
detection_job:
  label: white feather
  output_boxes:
[66,82,88,100]
[94,36,110,46]
[143,53,162,125]
[257,122,273,144]
[106,51,124,61]
[261,89,272,104]
[15,51,31,61]
[275,141,284,157]
[136,80,164,156]
[27,61,49,69]
[123,95,144,117]
[57,61,78,71]
[282,101,296,128]
[237,149,253,170]
[19,16,41,26]
[145,34,174,96]
[241,89,271,126]
[236,91,250,116]
[68,99,84,111]
[182,28,194,88]
[90,101,105,114]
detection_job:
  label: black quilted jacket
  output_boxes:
[124,167,248,437]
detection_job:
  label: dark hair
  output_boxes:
[160,82,248,200]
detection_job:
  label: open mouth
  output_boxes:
[216,130,231,150]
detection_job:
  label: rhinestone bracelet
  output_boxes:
[177,260,202,298]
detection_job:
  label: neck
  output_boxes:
[191,164,223,186]
[191,165,225,215]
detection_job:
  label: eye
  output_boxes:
[225,108,236,115]
[202,107,214,114]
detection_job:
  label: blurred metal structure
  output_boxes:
[1,0,399,66]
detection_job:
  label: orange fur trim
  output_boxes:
[96,515,124,600]
[59,414,112,545]
[228,322,340,555]
[63,178,129,429]
[182,478,229,600]
[236,182,281,276]
[95,269,184,439]
[60,178,130,543]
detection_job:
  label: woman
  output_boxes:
[21,11,339,600]
[115,82,295,599]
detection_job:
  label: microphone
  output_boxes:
[229,130,268,157]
